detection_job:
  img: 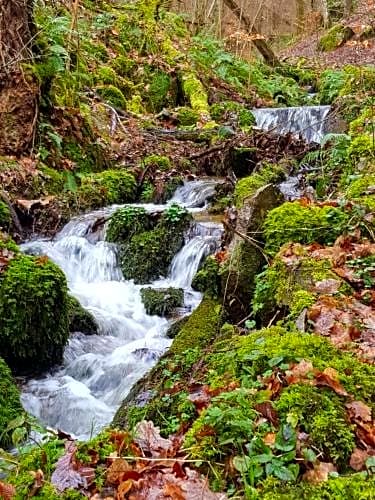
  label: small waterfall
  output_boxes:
[20,179,222,439]
[253,105,331,143]
[170,178,221,208]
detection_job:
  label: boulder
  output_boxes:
[318,25,355,52]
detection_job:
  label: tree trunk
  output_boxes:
[344,0,353,17]
[222,0,280,66]
[0,0,39,156]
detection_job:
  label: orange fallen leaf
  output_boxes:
[303,462,337,484]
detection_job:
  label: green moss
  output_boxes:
[192,256,221,298]
[142,154,171,171]
[0,255,69,374]
[140,287,184,316]
[260,473,375,500]
[67,295,98,334]
[210,101,255,129]
[106,206,150,244]
[176,106,200,126]
[0,358,24,448]
[263,202,350,256]
[181,73,209,116]
[276,385,355,465]
[95,65,118,85]
[0,200,11,228]
[119,206,191,283]
[346,173,375,199]
[170,298,222,354]
[234,163,286,208]
[34,165,65,195]
[252,253,333,322]
[147,70,173,112]
[96,84,126,108]
[318,25,354,52]
[348,135,375,162]
[78,169,136,208]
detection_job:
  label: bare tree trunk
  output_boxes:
[222,0,280,66]
[0,0,39,156]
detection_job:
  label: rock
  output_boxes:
[318,25,355,52]
[165,316,189,339]
[67,295,98,335]
[358,25,375,42]
[140,287,184,317]
[222,184,283,322]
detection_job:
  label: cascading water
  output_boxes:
[252,105,331,144]
[20,180,222,439]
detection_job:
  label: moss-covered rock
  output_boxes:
[0,200,11,229]
[67,295,98,335]
[78,169,137,209]
[223,184,283,321]
[176,106,200,126]
[0,357,24,448]
[234,163,286,208]
[318,25,355,52]
[165,315,189,339]
[140,287,184,316]
[263,202,350,256]
[192,255,221,298]
[106,206,150,244]
[345,173,375,199]
[119,205,191,284]
[0,254,69,374]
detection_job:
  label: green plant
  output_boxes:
[106,206,150,243]
[347,255,375,288]
[0,201,11,229]
[0,358,25,448]
[163,203,189,224]
[140,287,184,316]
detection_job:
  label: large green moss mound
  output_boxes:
[0,357,24,448]
[119,205,192,284]
[263,202,349,256]
[106,206,150,244]
[78,170,137,209]
[0,255,69,374]
[318,25,354,52]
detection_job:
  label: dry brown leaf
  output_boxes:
[285,359,314,384]
[106,458,132,486]
[0,481,16,500]
[254,402,279,426]
[346,401,372,423]
[349,448,373,471]
[134,421,173,458]
[314,279,341,294]
[315,368,349,397]
[117,479,133,499]
[51,441,95,492]
[303,462,337,484]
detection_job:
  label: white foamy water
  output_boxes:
[20,180,223,439]
[253,105,331,144]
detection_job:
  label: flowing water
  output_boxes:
[253,105,331,144]
[21,179,223,439]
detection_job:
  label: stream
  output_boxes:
[21,179,223,439]
[19,105,331,439]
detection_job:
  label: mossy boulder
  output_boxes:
[119,205,192,284]
[192,255,221,298]
[263,202,350,256]
[67,295,98,335]
[0,357,24,448]
[78,170,137,209]
[223,184,283,322]
[0,201,11,229]
[345,173,375,199]
[234,163,286,208]
[0,254,69,374]
[140,287,184,316]
[106,206,150,244]
[252,249,338,323]
[176,106,200,126]
[318,25,355,52]
[165,316,189,339]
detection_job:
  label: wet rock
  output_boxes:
[68,295,98,335]
[222,184,283,322]
[140,287,184,317]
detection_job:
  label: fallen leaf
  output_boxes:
[314,279,341,294]
[117,479,133,499]
[254,402,279,426]
[0,482,15,500]
[285,359,314,384]
[346,401,372,423]
[134,421,173,458]
[315,368,349,397]
[350,448,373,471]
[303,462,337,484]
[106,458,132,486]
[51,441,95,492]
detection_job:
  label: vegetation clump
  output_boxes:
[0,201,11,229]
[0,357,24,448]
[119,204,191,283]
[234,163,286,207]
[192,255,221,298]
[0,254,69,374]
[263,202,349,255]
[140,287,184,316]
[67,295,98,334]
[78,170,137,209]
[106,206,150,244]
[318,25,354,52]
